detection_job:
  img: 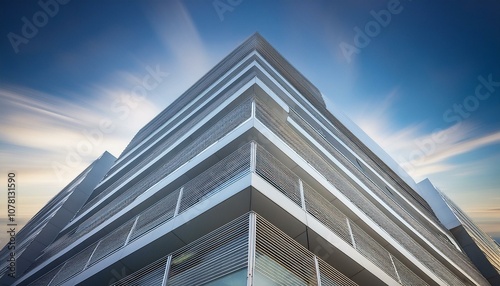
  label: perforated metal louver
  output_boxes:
[255,97,477,285]
[48,244,96,286]
[34,97,253,269]
[255,144,302,206]
[129,189,179,242]
[255,214,317,285]
[27,264,63,286]
[112,213,250,286]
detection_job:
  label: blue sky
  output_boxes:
[0,0,499,246]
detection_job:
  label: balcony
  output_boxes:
[24,142,427,286]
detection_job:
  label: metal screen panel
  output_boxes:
[255,98,474,286]
[33,228,76,270]
[49,244,96,286]
[27,264,63,286]
[255,215,317,286]
[255,145,302,207]
[129,189,179,242]
[349,222,398,281]
[317,259,359,286]
[179,142,251,213]
[88,220,135,266]
[302,182,351,245]
[112,257,168,286]
[394,257,430,286]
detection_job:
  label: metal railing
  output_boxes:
[28,143,252,286]
[31,134,474,286]
[32,97,253,271]
[288,107,485,284]
[256,144,428,285]
[29,141,433,286]
[111,213,359,286]
[254,98,475,285]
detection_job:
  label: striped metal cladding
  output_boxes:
[27,143,252,286]
[28,141,430,285]
[33,97,253,269]
[112,213,360,286]
[82,77,253,216]
[289,108,485,283]
[255,142,428,285]
[255,96,478,285]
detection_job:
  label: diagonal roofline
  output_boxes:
[125,32,325,152]
[124,33,430,218]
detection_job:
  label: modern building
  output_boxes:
[5,33,499,286]
[0,151,115,285]
[417,179,500,285]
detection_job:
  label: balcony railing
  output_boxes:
[255,144,428,285]
[28,142,428,286]
[288,109,484,281]
[82,79,249,216]
[27,143,252,286]
[255,96,481,285]
[30,97,254,271]
[110,213,359,286]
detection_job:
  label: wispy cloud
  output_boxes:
[0,76,162,243]
[343,90,500,239]
[143,0,213,108]
[347,91,500,181]
[0,2,205,245]
[467,208,500,214]
[0,83,160,161]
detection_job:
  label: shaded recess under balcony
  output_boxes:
[25,140,429,286]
